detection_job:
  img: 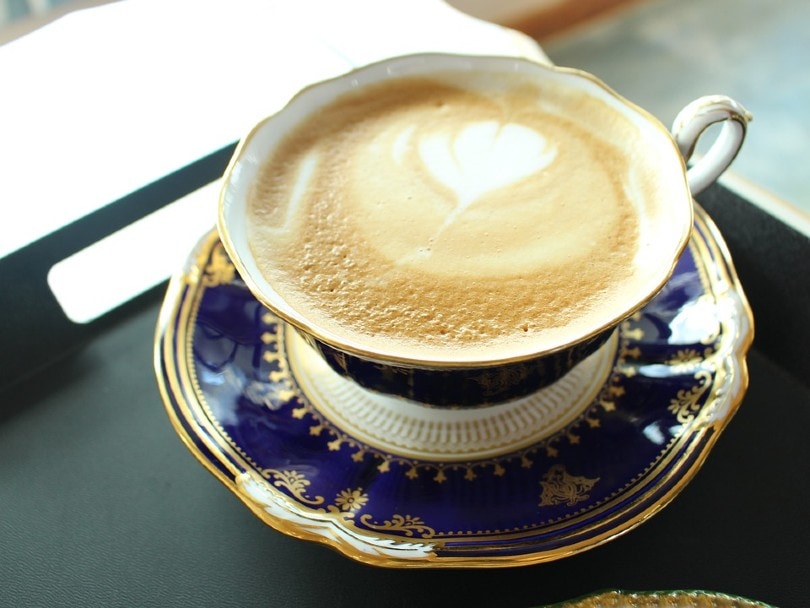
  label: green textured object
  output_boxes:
[551,589,775,608]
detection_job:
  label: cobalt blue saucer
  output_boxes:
[155,204,752,567]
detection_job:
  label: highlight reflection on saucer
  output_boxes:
[155,204,751,568]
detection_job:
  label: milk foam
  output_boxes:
[416,121,557,236]
[247,73,646,360]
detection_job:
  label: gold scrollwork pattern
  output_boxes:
[316,487,437,539]
[538,464,600,507]
[359,513,436,538]
[258,468,325,506]
[669,348,708,367]
[667,370,712,425]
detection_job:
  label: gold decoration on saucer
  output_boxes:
[283,324,618,471]
[538,464,599,507]
[359,513,436,538]
[668,370,713,425]
[314,487,436,540]
[266,320,652,496]
[669,348,704,366]
[259,316,298,405]
[258,468,324,507]
[200,242,235,287]
[155,205,754,567]
[333,487,369,513]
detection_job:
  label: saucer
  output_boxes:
[155,204,752,568]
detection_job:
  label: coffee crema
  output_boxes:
[246,71,652,362]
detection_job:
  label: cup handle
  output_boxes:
[671,95,752,196]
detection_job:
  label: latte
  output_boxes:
[246,70,655,362]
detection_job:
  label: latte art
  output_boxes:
[382,119,558,258]
[413,121,557,231]
[247,73,647,361]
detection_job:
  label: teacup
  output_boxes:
[218,53,749,407]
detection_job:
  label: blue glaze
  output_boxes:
[156,206,751,566]
[308,328,612,407]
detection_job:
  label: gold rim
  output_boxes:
[216,52,694,369]
[155,204,752,568]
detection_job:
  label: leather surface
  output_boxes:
[0,144,236,392]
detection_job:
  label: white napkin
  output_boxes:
[0,0,546,322]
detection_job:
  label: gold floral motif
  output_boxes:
[539,464,599,507]
[669,348,704,365]
[668,370,712,425]
[667,347,715,370]
[201,243,235,287]
[359,513,436,538]
[334,487,369,513]
[259,469,324,506]
[315,488,437,540]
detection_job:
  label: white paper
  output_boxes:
[0,0,545,322]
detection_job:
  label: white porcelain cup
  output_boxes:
[218,53,749,406]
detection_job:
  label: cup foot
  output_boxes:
[286,325,618,462]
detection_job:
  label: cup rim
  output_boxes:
[217,52,694,369]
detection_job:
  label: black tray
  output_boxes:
[1,155,808,607]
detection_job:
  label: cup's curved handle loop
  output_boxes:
[671,95,752,196]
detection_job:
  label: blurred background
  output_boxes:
[2,0,808,222]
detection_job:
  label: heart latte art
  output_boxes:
[247,74,647,361]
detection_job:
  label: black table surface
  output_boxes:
[2,184,808,608]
